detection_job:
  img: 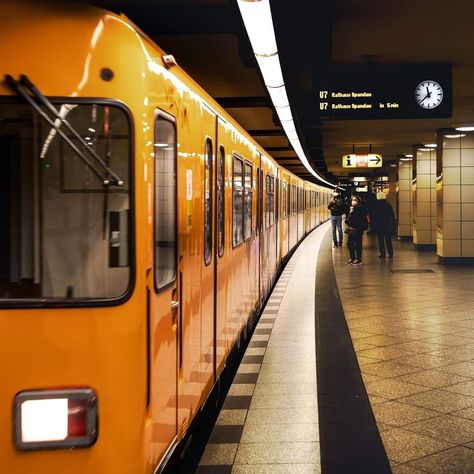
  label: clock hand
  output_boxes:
[420,92,430,102]
[419,86,432,103]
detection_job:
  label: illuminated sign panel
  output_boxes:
[316,64,452,120]
[343,154,382,168]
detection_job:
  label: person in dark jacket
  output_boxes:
[372,191,395,258]
[328,190,345,247]
[345,195,367,265]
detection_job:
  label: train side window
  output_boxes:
[232,156,243,246]
[256,167,261,236]
[292,185,295,214]
[270,176,274,225]
[259,168,263,234]
[276,177,280,222]
[291,185,296,214]
[154,113,177,291]
[204,138,213,266]
[282,182,286,219]
[265,175,269,228]
[243,162,252,240]
[265,174,274,228]
[217,145,225,258]
[288,184,292,215]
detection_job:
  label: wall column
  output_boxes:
[437,130,474,263]
[397,157,413,240]
[387,163,397,212]
[412,146,437,250]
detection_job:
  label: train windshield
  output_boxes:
[0,102,132,304]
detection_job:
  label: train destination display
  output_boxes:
[315,64,452,120]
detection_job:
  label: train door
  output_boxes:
[151,111,178,464]
[201,105,216,390]
[215,117,228,377]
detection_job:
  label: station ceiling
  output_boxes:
[81,0,474,186]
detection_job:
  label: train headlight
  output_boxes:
[13,389,98,450]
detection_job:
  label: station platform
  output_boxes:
[197,224,474,474]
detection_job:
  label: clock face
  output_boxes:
[415,80,444,109]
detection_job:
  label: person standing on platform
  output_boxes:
[328,190,345,247]
[373,191,395,258]
[344,195,367,265]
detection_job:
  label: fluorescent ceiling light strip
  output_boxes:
[237,0,277,55]
[267,86,289,108]
[237,0,336,187]
[276,107,293,122]
[256,55,284,88]
[282,121,296,135]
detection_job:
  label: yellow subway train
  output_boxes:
[0,1,332,472]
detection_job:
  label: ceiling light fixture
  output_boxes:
[237,0,336,188]
[455,126,474,132]
[404,154,413,158]
[424,143,437,148]
[276,106,293,122]
[445,133,466,138]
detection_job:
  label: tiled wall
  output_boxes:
[413,147,436,248]
[387,165,397,215]
[397,158,413,239]
[437,132,474,259]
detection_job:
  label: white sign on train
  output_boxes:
[342,153,383,168]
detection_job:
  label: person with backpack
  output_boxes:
[328,190,345,247]
[344,195,368,265]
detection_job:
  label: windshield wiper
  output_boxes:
[5,74,123,186]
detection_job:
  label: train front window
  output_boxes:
[0,102,131,304]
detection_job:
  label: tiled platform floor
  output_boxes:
[333,234,474,473]
[197,227,474,474]
[197,222,330,473]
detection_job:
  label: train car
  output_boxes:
[0,1,332,473]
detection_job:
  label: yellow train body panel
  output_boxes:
[0,1,333,472]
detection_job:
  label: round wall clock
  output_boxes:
[415,80,443,109]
